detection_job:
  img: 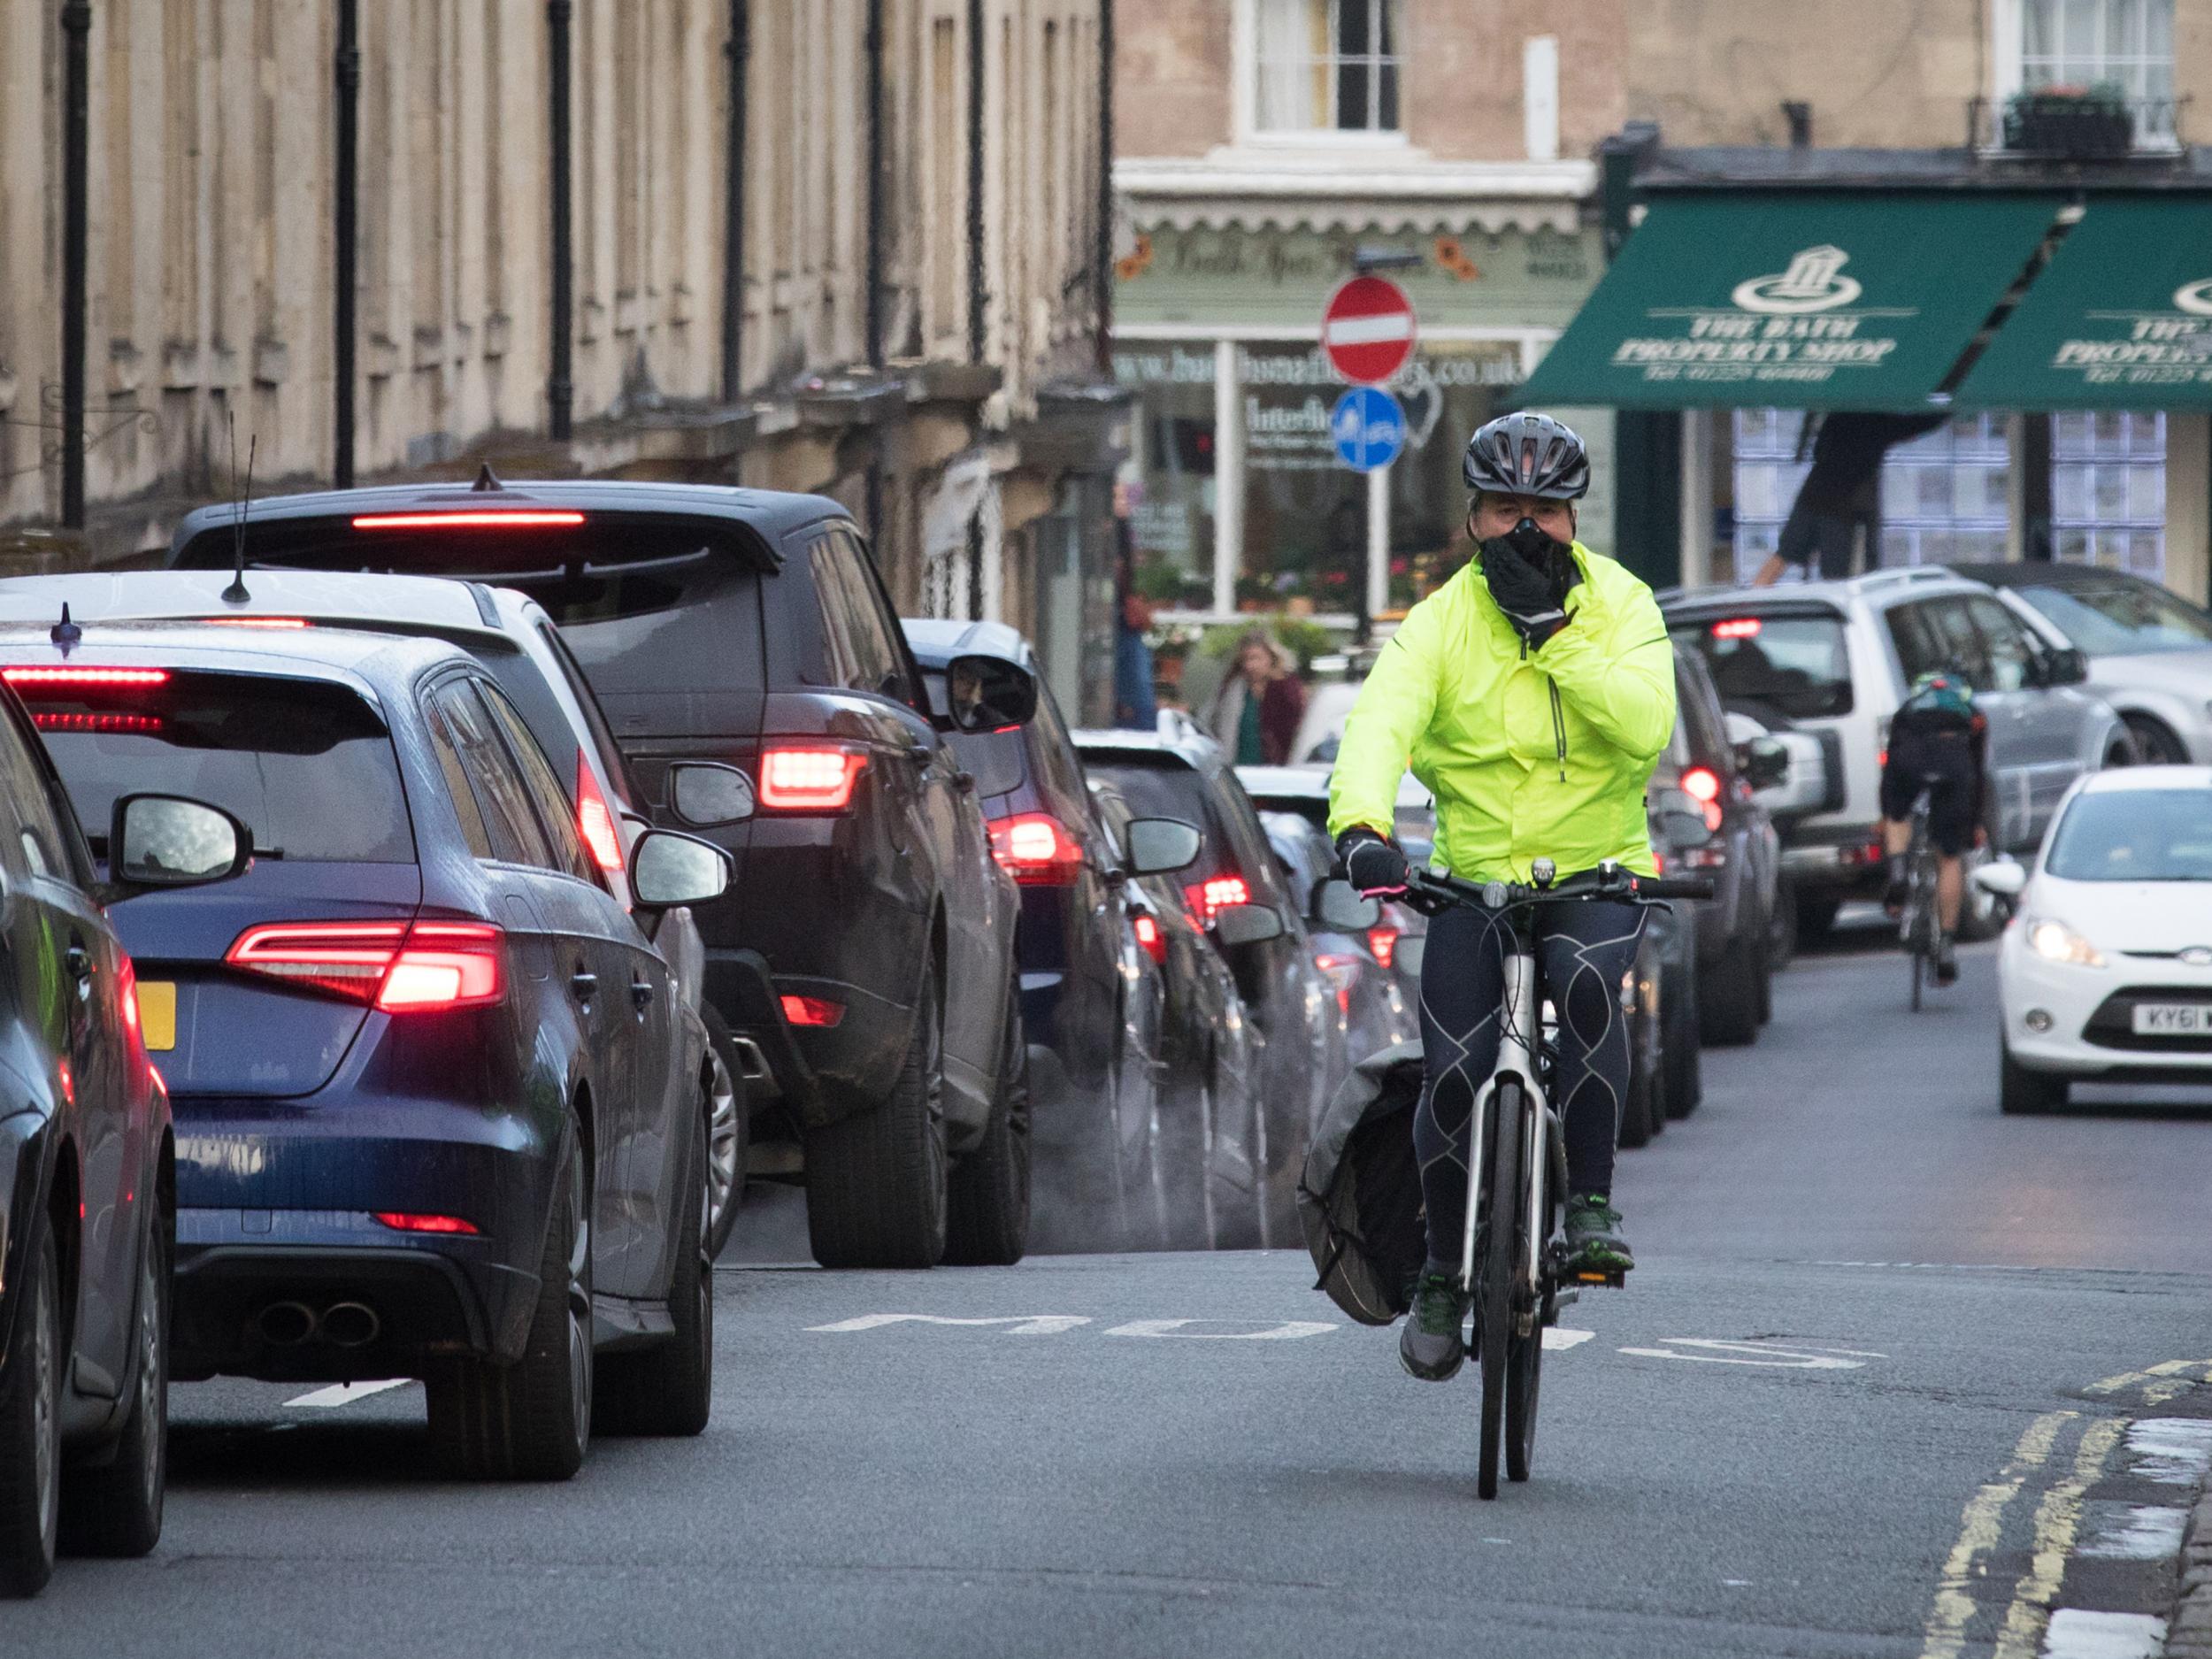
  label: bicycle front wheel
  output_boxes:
[1477,1081,1523,1502]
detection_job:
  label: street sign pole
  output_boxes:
[1322,274,1416,643]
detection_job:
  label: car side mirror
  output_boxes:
[938,651,1038,733]
[1316,879,1381,932]
[107,794,252,892]
[1972,858,2028,898]
[1124,816,1201,876]
[629,829,733,910]
[2050,646,2089,686]
[1735,735,1790,792]
[1213,902,1285,948]
[670,762,757,827]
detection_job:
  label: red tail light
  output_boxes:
[1366,926,1399,970]
[759,746,867,811]
[1133,912,1167,967]
[1184,874,1252,925]
[3,665,168,687]
[780,994,845,1028]
[988,812,1084,885]
[373,1211,480,1235]
[351,511,585,530]
[1314,951,1359,1015]
[225,920,506,1011]
[574,751,624,874]
[1680,765,1721,803]
[33,712,163,733]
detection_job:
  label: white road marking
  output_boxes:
[1543,1328,1594,1351]
[283,1378,411,1409]
[2075,1502,2188,1561]
[2039,1609,2167,1659]
[1618,1338,1883,1370]
[805,1314,1092,1335]
[2123,1417,2212,1485]
[1101,1319,1337,1340]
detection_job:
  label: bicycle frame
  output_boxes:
[1457,946,1548,1297]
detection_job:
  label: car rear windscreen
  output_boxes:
[180,518,766,704]
[1671,612,1855,719]
[18,671,414,863]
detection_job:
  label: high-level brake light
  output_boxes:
[1710,618,1763,640]
[225,920,506,1011]
[32,712,163,733]
[759,747,867,810]
[988,812,1084,885]
[350,511,585,530]
[198,617,311,629]
[3,665,169,687]
[574,752,624,874]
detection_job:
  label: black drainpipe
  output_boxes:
[965,0,986,363]
[59,0,92,528]
[547,0,574,442]
[1094,0,1113,377]
[864,0,886,368]
[334,0,360,487]
[720,0,749,403]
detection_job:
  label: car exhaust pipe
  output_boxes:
[257,1301,318,1347]
[319,1302,380,1348]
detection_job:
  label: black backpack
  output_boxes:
[1296,1043,1428,1325]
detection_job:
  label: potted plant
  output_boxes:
[2003,81,2133,157]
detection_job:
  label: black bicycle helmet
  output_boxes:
[1462,411,1591,501]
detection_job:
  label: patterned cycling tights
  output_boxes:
[1412,898,1646,1276]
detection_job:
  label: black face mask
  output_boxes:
[1479,516,1575,601]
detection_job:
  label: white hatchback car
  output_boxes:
[1980,767,2212,1113]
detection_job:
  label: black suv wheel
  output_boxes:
[945,982,1033,1265]
[806,964,950,1269]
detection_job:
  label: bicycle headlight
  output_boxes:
[2025,917,2106,968]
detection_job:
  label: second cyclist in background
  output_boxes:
[1880,670,1990,987]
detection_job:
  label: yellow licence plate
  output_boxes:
[136,981,177,1052]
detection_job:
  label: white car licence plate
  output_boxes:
[2131,1002,2212,1035]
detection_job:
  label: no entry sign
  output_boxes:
[1321,275,1417,385]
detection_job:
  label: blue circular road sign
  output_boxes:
[1331,387,1406,472]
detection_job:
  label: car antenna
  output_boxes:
[221,412,256,606]
[50,602,80,657]
[472,462,503,492]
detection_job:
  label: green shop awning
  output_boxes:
[1957,198,2212,408]
[1520,193,2062,411]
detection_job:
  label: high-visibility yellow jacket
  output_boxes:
[1326,542,1675,883]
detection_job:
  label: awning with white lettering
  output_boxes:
[1518,193,2064,411]
[1955,198,2212,409]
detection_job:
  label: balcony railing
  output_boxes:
[1967,94,2188,158]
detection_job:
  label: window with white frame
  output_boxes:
[2016,0,2176,144]
[1254,0,1402,134]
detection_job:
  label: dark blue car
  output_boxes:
[0,622,732,1480]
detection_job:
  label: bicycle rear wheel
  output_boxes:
[1477,1082,1523,1502]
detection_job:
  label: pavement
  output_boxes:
[15,914,2212,1657]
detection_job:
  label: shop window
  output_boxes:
[1115,342,1219,611]
[2016,0,2176,145]
[1877,416,2011,568]
[1254,0,1401,134]
[1240,342,1362,609]
[2054,411,2165,576]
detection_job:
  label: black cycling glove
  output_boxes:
[1336,827,1408,895]
[1479,518,1574,649]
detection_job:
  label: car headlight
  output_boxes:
[2025,917,2106,967]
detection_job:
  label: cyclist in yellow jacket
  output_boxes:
[1328,412,1675,1383]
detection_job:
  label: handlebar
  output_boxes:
[1401,862,1714,914]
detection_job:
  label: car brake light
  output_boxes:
[1366,926,1399,970]
[373,1211,480,1235]
[780,994,845,1028]
[32,712,163,733]
[1710,618,1763,640]
[225,920,505,1010]
[1132,912,1167,967]
[575,751,624,873]
[1184,874,1251,925]
[1313,951,1359,1015]
[1681,765,1722,803]
[198,617,311,629]
[350,511,586,530]
[759,746,867,811]
[988,812,1084,885]
[2,665,168,687]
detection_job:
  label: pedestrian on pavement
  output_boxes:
[1207,629,1304,765]
[1750,411,1950,585]
[1327,411,1675,1384]
[1112,528,1158,731]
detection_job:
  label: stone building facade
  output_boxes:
[0,0,1125,718]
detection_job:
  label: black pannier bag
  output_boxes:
[1297,1042,1427,1325]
